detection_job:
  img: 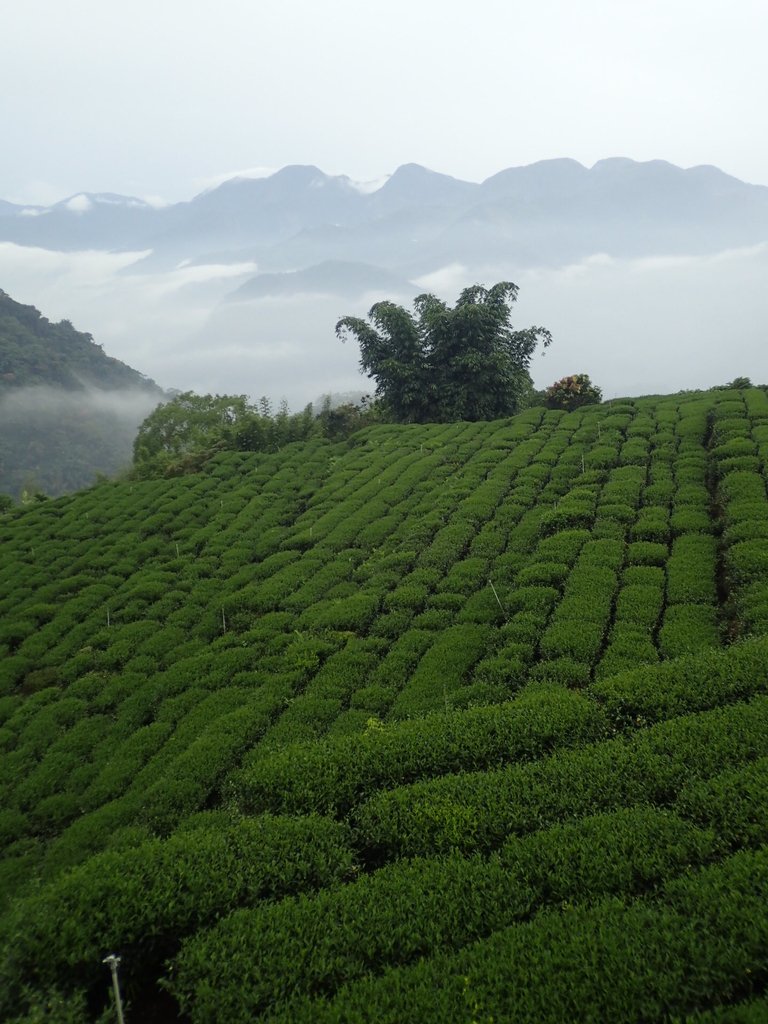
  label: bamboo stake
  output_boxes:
[102,955,125,1024]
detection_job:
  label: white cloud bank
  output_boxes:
[1,241,766,409]
[64,194,93,213]
[517,244,768,396]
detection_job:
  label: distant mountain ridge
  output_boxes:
[2,159,767,279]
[226,261,414,302]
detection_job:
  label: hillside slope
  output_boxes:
[0,289,164,498]
[1,387,768,1021]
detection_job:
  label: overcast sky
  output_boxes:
[2,0,768,204]
[2,0,767,407]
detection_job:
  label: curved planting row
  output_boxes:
[168,806,713,1022]
[171,749,768,1022]
[1,387,768,1022]
[352,696,768,859]
[232,686,607,817]
[710,391,768,637]
[0,814,354,1019]
[259,846,768,1024]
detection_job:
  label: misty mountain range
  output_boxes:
[3,158,768,300]
[2,155,767,420]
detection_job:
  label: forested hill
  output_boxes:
[0,290,164,500]
[2,387,768,1021]
[0,289,160,393]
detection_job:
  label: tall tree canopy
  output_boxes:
[336,282,552,422]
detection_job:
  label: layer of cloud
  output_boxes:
[1,240,766,411]
[0,384,160,422]
[412,263,472,295]
[517,244,768,395]
[347,175,390,195]
[64,194,93,213]
[0,385,164,496]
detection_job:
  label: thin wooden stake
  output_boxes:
[102,955,125,1024]
[488,579,505,617]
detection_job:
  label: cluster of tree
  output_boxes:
[0,281,606,494]
[130,283,604,480]
[131,392,380,478]
[336,282,552,423]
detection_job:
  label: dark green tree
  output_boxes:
[132,393,325,477]
[336,282,552,422]
[132,393,253,475]
[234,402,317,452]
[315,395,382,440]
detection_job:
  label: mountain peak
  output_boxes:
[389,162,436,178]
[590,157,683,177]
[373,164,476,207]
[269,164,328,185]
[387,162,470,185]
[481,158,589,197]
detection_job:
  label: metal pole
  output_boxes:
[103,954,126,1024]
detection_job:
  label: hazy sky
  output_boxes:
[2,0,767,408]
[3,0,768,204]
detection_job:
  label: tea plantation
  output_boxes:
[2,387,768,1022]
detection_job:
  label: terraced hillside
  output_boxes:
[1,387,768,1022]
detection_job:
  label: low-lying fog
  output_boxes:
[0,384,163,497]
[1,239,767,409]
